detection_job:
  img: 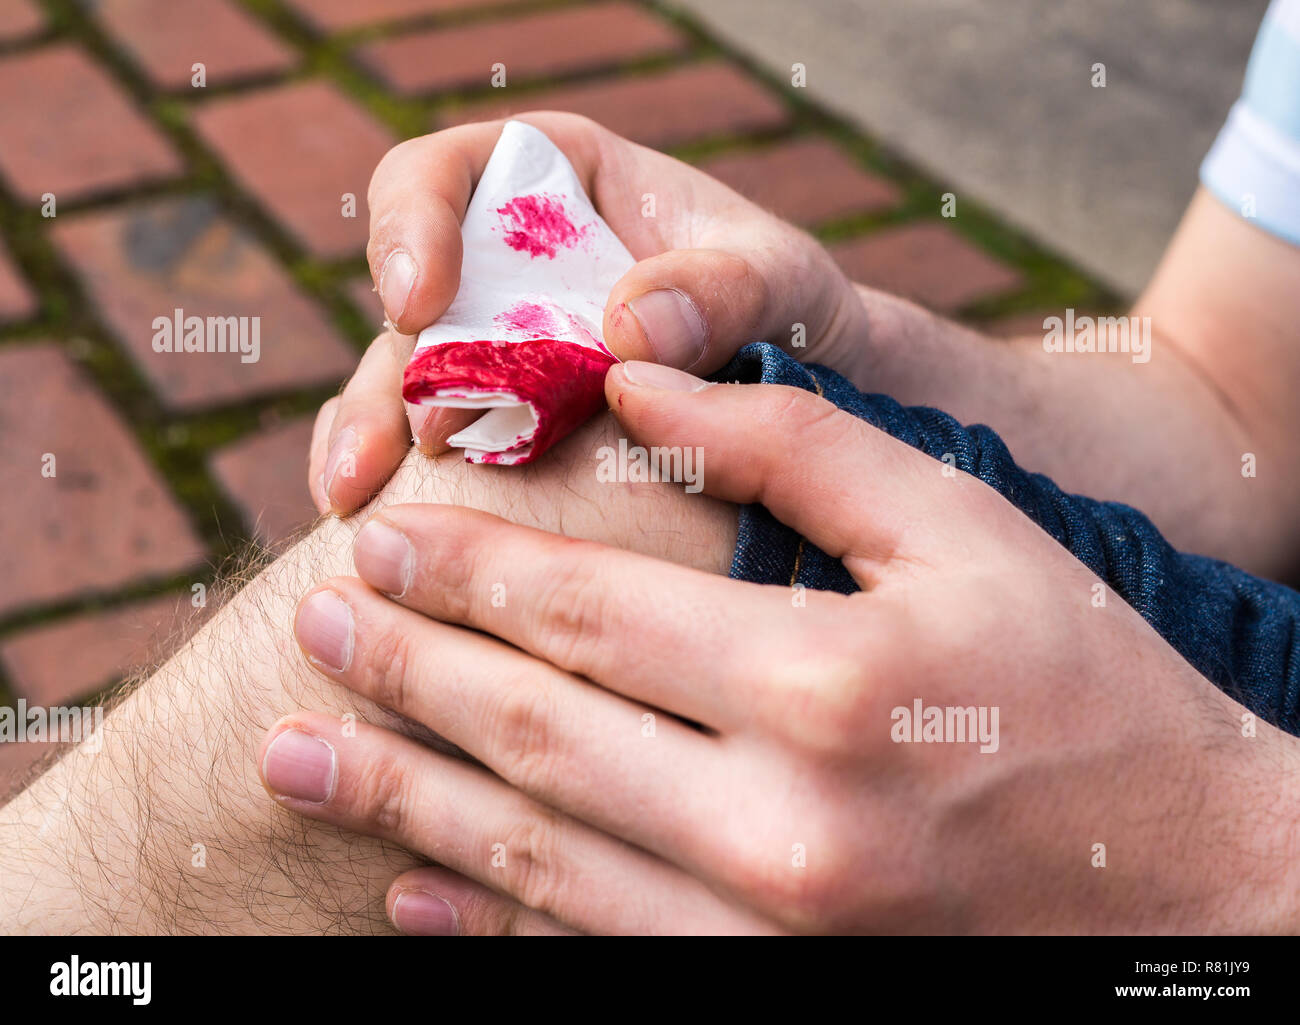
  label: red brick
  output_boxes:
[192,81,395,258]
[357,2,686,96]
[94,0,295,91]
[829,223,1022,312]
[284,0,503,32]
[1,594,198,707]
[439,62,788,148]
[0,738,55,801]
[0,0,43,43]
[0,45,182,204]
[0,344,205,619]
[210,416,318,546]
[53,196,358,410]
[346,275,385,328]
[696,138,901,226]
[0,239,35,323]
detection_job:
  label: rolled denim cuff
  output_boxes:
[716,342,1300,736]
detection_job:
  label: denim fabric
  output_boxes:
[719,342,1300,736]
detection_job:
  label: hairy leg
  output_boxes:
[0,411,736,934]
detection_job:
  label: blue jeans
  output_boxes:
[721,343,1300,737]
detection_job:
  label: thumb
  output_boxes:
[602,243,847,375]
[604,361,972,580]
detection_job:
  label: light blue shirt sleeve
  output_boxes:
[1201,0,1300,246]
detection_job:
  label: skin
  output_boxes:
[0,394,736,934]
[271,363,1300,934]
[326,113,1300,578]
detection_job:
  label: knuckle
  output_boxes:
[722,828,844,930]
[499,809,565,916]
[350,748,411,835]
[722,252,771,334]
[790,392,863,450]
[357,620,415,715]
[536,110,600,136]
[760,647,875,756]
[487,677,561,795]
[528,544,607,669]
[521,110,606,148]
[763,601,915,757]
[420,523,476,621]
[751,387,850,450]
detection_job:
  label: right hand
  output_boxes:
[311,111,869,515]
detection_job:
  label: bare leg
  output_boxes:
[0,412,736,934]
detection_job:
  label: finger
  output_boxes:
[309,396,340,515]
[405,402,479,457]
[323,332,416,515]
[603,229,853,375]
[258,714,771,934]
[367,113,605,334]
[387,866,574,936]
[349,505,806,729]
[604,362,978,585]
[293,577,717,856]
[367,124,486,335]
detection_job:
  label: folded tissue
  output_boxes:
[402,120,634,464]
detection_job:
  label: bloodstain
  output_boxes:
[495,193,589,259]
[404,338,617,464]
[494,300,558,338]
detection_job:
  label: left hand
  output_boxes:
[309,112,870,516]
[264,361,1300,934]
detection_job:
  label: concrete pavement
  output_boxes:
[665,0,1271,296]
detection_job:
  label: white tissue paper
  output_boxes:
[403,120,634,464]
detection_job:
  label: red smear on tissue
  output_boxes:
[403,338,616,464]
[496,193,588,259]
[495,300,558,338]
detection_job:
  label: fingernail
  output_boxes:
[620,360,711,392]
[323,425,360,509]
[379,251,417,325]
[295,589,354,672]
[627,289,707,370]
[405,401,435,447]
[263,729,337,805]
[391,889,460,936]
[354,519,413,598]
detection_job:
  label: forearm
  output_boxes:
[856,190,1300,579]
[0,414,736,934]
[851,285,1276,571]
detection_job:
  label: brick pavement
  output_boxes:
[0,0,1106,791]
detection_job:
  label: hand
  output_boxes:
[310,112,867,515]
[274,361,1300,934]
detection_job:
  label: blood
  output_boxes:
[494,300,558,338]
[495,193,589,259]
[403,338,617,464]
